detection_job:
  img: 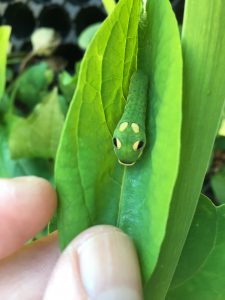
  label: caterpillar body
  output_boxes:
[112,70,148,166]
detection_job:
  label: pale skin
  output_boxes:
[0,176,143,300]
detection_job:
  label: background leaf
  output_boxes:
[9,88,64,159]
[167,195,225,300]
[0,127,53,180]
[78,23,102,50]
[147,1,225,298]
[58,67,80,103]
[102,0,116,15]
[15,63,54,110]
[0,26,11,101]
[211,167,225,204]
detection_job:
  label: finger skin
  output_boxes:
[0,177,57,259]
[0,226,143,300]
[0,232,60,300]
[44,225,143,300]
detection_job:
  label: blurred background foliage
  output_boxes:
[1,0,225,212]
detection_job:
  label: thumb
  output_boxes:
[44,225,143,300]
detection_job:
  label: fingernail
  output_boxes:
[77,227,143,300]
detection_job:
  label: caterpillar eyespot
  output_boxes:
[113,138,117,147]
[113,137,121,149]
[137,140,144,149]
[112,70,148,166]
[133,140,145,151]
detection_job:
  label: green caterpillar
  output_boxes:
[112,70,148,166]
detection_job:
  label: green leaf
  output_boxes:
[58,68,79,103]
[9,88,64,159]
[118,0,182,281]
[57,95,68,116]
[102,0,116,15]
[167,195,225,300]
[55,0,141,248]
[0,26,11,101]
[214,136,225,152]
[211,167,225,204]
[147,1,225,298]
[0,127,53,180]
[55,0,182,283]
[78,23,102,50]
[15,63,54,110]
[0,93,10,121]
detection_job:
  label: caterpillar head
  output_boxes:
[112,122,146,166]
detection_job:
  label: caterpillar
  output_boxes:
[112,70,148,166]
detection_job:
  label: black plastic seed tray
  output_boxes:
[0,0,184,70]
[0,0,107,50]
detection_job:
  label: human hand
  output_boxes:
[0,177,143,299]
